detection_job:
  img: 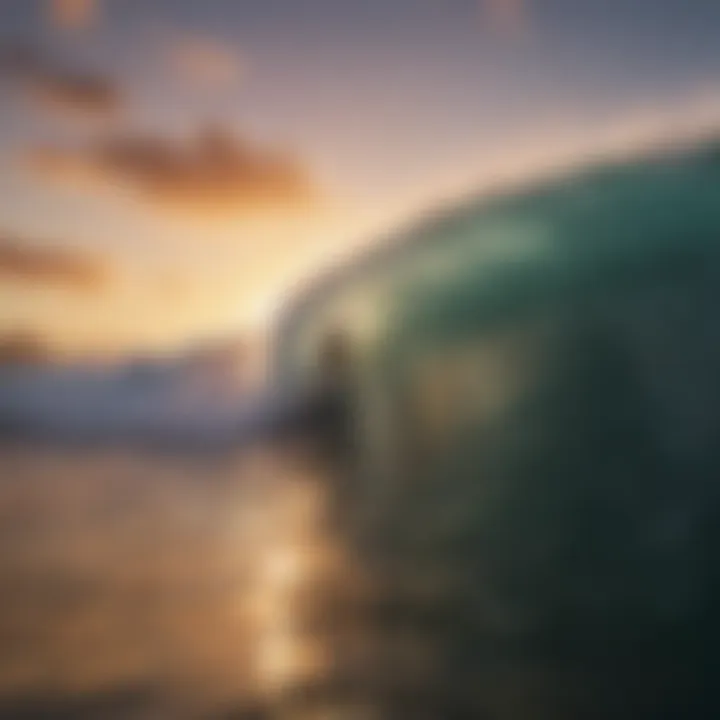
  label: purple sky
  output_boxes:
[1,0,719,357]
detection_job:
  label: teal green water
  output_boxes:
[271,137,720,717]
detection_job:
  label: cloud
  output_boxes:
[24,71,121,120]
[168,37,245,88]
[482,0,527,37]
[0,44,121,120]
[0,234,109,290]
[24,126,318,217]
[47,0,99,31]
[0,332,50,366]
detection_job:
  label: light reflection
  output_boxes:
[243,460,337,700]
[0,445,354,717]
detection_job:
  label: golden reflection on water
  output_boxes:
[246,459,336,697]
[0,443,354,718]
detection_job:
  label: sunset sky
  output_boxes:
[1,0,720,358]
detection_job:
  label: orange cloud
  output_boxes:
[48,0,99,31]
[0,234,109,291]
[0,44,121,120]
[169,37,245,88]
[25,126,318,217]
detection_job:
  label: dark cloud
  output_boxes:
[25,126,318,216]
[0,44,121,119]
[0,234,108,290]
[0,332,50,366]
[27,72,121,119]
